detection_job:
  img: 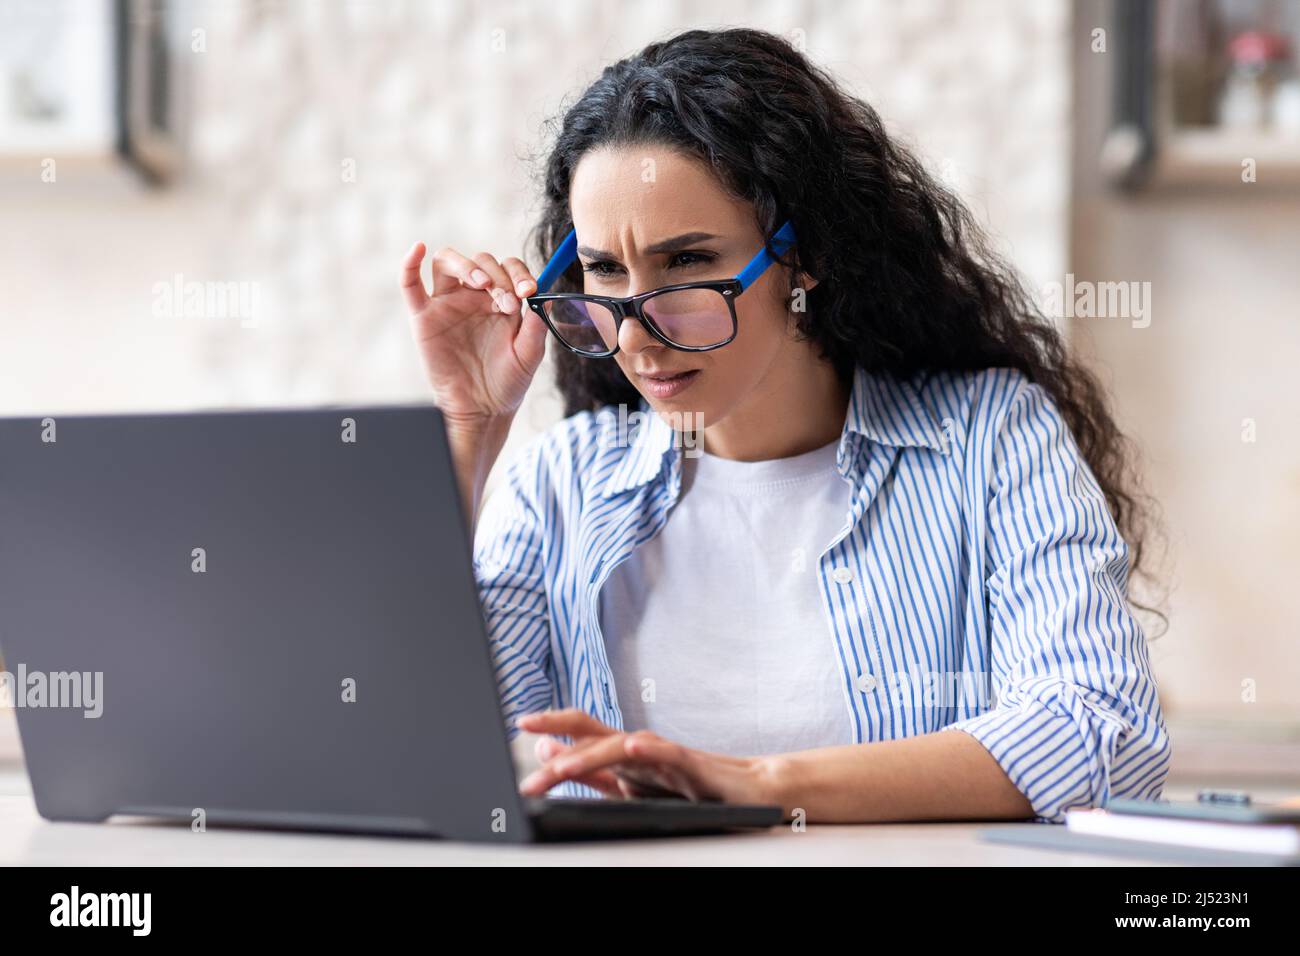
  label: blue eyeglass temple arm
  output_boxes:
[534,229,578,294]
[735,220,797,291]
[533,220,797,294]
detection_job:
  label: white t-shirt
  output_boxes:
[599,437,856,757]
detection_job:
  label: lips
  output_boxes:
[637,368,700,400]
[636,369,692,379]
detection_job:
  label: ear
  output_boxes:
[796,271,819,292]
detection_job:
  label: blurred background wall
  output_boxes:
[1070,0,1299,777]
[0,0,1069,451]
[0,0,1295,780]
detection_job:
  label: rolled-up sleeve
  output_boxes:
[945,380,1171,823]
[472,445,555,739]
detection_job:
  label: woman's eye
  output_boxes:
[582,260,621,278]
[669,251,714,269]
[581,251,716,279]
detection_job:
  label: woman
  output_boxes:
[399,28,1169,824]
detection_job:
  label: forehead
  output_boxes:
[569,145,753,240]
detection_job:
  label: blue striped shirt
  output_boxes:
[472,365,1171,822]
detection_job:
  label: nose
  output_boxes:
[608,266,668,355]
[616,310,662,355]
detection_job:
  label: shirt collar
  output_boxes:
[599,365,945,499]
[844,366,947,451]
[599,404,680,498]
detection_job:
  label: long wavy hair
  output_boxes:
[525,27,1164,627]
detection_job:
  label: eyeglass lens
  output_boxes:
[540,287,733,355]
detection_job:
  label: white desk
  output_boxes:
[1,796,1164,866]
[0,767,1152,867]
[4,764,1288,866]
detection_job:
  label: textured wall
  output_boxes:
[0,0,1071,463]
[186,0,1072,446]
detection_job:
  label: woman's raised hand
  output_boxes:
[400,242,549,527]
[401,242,548,429]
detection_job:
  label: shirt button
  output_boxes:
[855,673,878,694]
[831,566,853,585]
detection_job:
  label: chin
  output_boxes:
[643,391,717,436]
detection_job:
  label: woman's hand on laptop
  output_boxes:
[516,709,787,813]
[400,241,547,526]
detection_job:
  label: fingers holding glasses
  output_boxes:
[424,245,493,300]
[500,256,537,306]
[468,252,523,315]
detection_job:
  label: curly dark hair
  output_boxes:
[525,27,1164,627]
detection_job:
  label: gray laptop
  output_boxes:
[0,406,781,842]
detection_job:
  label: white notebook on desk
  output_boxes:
[1066,806,1300,856]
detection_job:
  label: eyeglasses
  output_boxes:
[526,221,797,357]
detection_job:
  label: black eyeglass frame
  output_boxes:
[526,278,743,358]
[525,220,798,358]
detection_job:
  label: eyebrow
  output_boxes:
[576,232,721,261]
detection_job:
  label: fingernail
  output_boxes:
[501,293,519,312]
[515,280,533,295]
[469,269,490,286]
